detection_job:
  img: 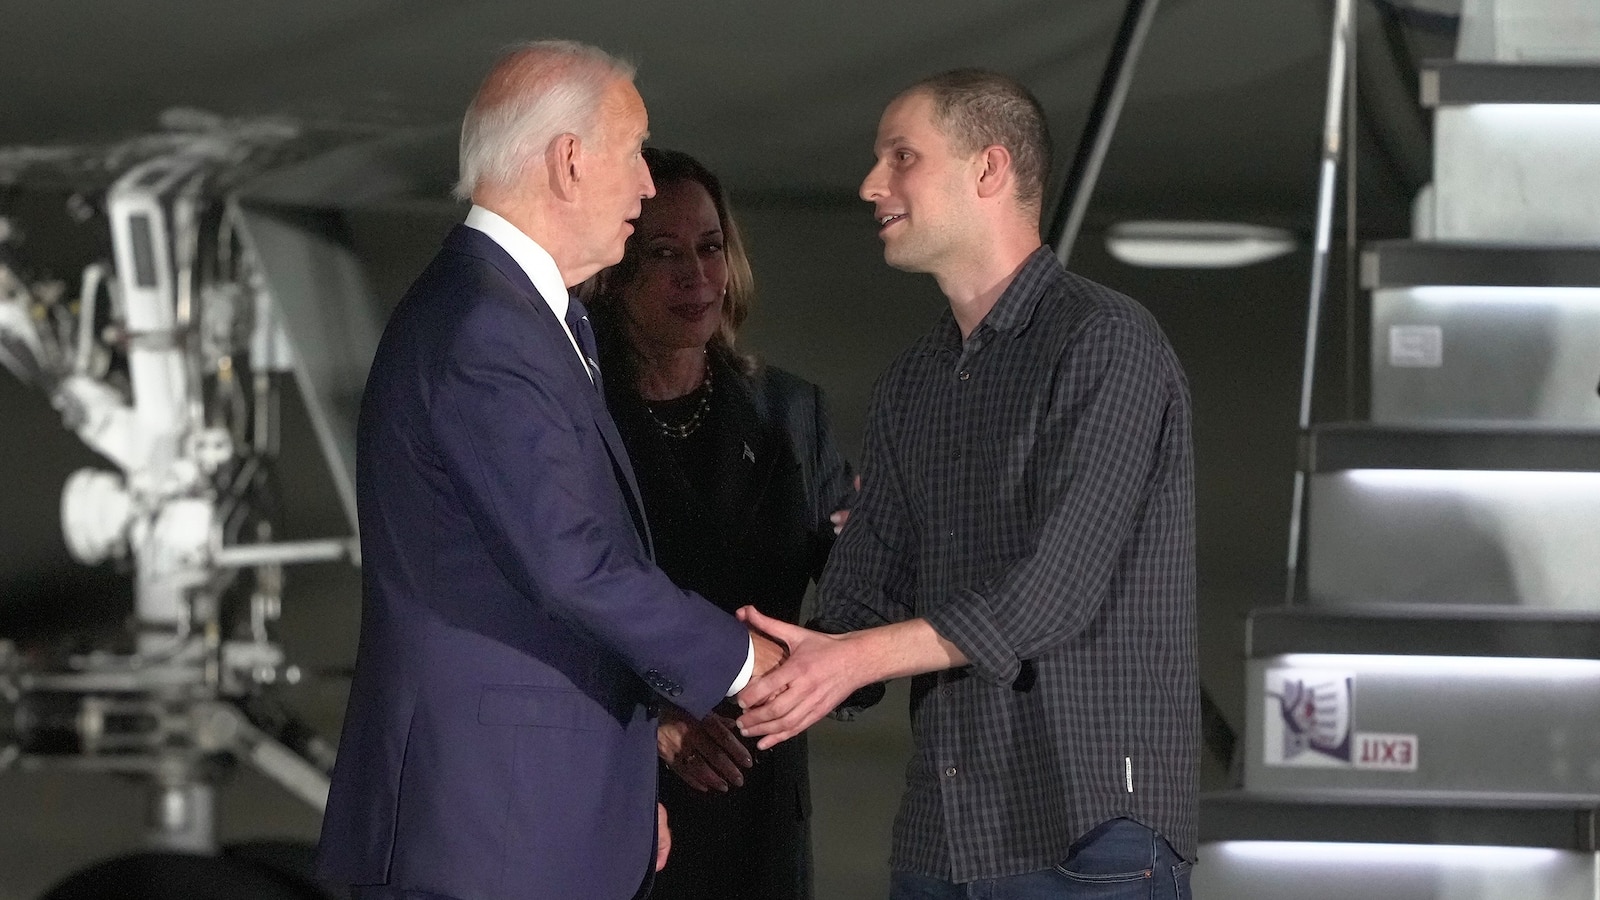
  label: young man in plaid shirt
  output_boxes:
[737,69,1198,899]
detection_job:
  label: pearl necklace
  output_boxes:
[644,363,713,440]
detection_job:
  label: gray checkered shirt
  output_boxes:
[815,247,1198,881]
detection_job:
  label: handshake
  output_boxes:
[658,607,884,794]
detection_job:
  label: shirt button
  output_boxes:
[958,371,971,381]
[944,766,958,778]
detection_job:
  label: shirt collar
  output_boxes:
[463,205,572,320]
[915,245,1061,356]
[914,309,963,357]
[978,245,1060,334]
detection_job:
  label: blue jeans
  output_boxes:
[889,818,1192,899]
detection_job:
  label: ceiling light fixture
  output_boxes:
[1105,220,1298,269]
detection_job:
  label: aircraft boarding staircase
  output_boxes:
[1194,1,1600,896]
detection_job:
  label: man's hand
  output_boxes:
[734,607,873,750]
[657,705,753,793]
[655,803,671,872]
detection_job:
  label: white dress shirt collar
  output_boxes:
[463,205,592,380]
[463,205,572,322]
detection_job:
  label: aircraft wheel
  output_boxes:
[38,849,327,900]
[223,840,340,899]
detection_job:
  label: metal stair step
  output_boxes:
[1366,271,1600,423]
[1422,60,1600,107]
[1363,241,1600,289]
[1197,790,1600,899]
[1249,605,1600,659]
[1241,618,1600,798]
[1202,789,1600,849]
[1306,422,1600,473]
[1303,452,1600,609]
[1424,58,1600,246]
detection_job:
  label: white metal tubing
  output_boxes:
[1299,1,1353,431]
[146,779,216,853]
[1285,0,1355,604]
[1283,471,1309,604]
[212,538,356,569]
[242,727,330,812]
[1051,0,1163,266]
[74,263,106,375]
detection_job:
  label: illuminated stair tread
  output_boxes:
[1305,422,1600,473]
[1422,60,1600,107]
[1248,606,1600,658]
[1362,241,1600,289]
[1202,790,1600,849]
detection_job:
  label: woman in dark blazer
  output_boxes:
[585,148,853,900]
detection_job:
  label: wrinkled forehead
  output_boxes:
[601,78,649,136]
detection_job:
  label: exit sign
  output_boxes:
[1353,733,1419,772]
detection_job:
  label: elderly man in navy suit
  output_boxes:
[316,40,783,900]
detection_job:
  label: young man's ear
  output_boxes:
[974,145,1013,200]
[548,132,583,200]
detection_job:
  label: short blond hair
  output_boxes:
[903,68,1052,213]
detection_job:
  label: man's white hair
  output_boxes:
[454,39,636,200]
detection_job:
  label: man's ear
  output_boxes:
[549,132,582,201]
[974,145,1013,200]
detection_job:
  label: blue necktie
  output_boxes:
[565,297,603,393]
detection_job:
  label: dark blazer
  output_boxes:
[316,225,750,900]
[600,343,854,900]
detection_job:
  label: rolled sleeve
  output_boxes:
[922,587,1018,683]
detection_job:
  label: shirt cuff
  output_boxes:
[922,589,1021,685]
[725,636,755,696]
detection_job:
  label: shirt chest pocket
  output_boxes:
[973,434,1029,489]
[970,434,1046,553]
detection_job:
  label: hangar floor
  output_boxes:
[0,688,913,900]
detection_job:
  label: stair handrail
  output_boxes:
[1048,0,1161,265]
[1285,0,1358,605]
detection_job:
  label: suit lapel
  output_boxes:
[443,226,655,557]
[591,399,655,558]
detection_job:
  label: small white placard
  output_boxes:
[1389,325,1443,368]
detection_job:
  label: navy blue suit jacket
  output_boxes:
[316,225,750,900]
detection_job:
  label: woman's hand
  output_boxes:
[657,705,755,792]
[655,803,671,871]
[830,475,863,535]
